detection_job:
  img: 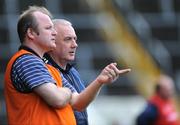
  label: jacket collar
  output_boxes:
[19,45,41,58]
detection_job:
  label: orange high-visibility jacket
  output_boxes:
[4,49,76,125]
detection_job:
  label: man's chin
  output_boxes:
[50,45,56,50]
[68,57,75,62]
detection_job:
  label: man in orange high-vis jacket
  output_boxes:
[4,6,76,125]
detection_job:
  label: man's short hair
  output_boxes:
[17,6,52,43]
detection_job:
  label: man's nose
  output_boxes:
[72,40,78,48]
[52,28,57,36]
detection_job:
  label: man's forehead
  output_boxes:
[33,11,51,21]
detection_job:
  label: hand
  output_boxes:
[58,87,72,100]
[96,63,131,84]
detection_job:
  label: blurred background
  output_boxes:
[0,0,180,124]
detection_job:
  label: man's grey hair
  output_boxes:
[52,19,72,26]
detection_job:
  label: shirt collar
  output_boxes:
[43,53,74,73]
[19,45,41,58]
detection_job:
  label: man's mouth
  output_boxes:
[69,51,75,54]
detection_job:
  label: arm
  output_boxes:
[12,54,72,109]
[34,83,72,109]
[70,63,131,111]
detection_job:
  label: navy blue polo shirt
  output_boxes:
[44,53,88,125]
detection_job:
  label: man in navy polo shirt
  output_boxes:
[44,19,131,125]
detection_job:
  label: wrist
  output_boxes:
[63,87,72,98]
[94,78,104,87]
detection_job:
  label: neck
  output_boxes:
[49,53,67,70]
[156,93,170,101]
[23,43,45,58]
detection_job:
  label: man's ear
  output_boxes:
[27,28,36,40]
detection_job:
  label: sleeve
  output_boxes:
[61,73,77,93]
[11,54,56,92]
[136,103,158,125]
